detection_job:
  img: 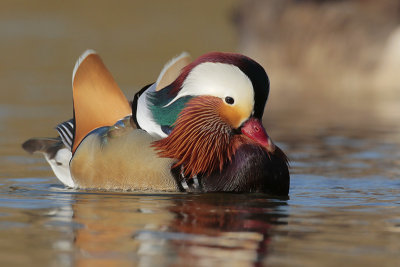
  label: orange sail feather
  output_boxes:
[72,51,131,152]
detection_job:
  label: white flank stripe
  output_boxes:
[56,120,75,150]
[61,125,73,140]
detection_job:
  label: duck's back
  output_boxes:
[70,119,177,191]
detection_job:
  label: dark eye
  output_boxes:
[225,96,234,105]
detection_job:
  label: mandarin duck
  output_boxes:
[22,50,290,195]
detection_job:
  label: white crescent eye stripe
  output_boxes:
[165,62,254,113]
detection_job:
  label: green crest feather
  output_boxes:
[147,90,192,127]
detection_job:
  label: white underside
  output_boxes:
[44,148,75,188]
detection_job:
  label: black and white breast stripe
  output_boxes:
[56,119,74,151]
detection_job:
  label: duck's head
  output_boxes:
[150,52,289,194]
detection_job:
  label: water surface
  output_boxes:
[2,123,400,266]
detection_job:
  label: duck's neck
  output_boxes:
[153,96,236,178]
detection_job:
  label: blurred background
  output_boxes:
[236,0,400,135]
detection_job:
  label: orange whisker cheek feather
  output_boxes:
[152,96,235,178]
[218,104,250,129]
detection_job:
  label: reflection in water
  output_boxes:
[70,193,172,266]
[135,194,288,266]
[70,193,288,266]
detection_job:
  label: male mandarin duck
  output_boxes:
[22,50,290,195]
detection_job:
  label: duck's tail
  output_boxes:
[22,119,75,188]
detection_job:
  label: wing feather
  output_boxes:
[155,52,192,91]
[72,50,131,152]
